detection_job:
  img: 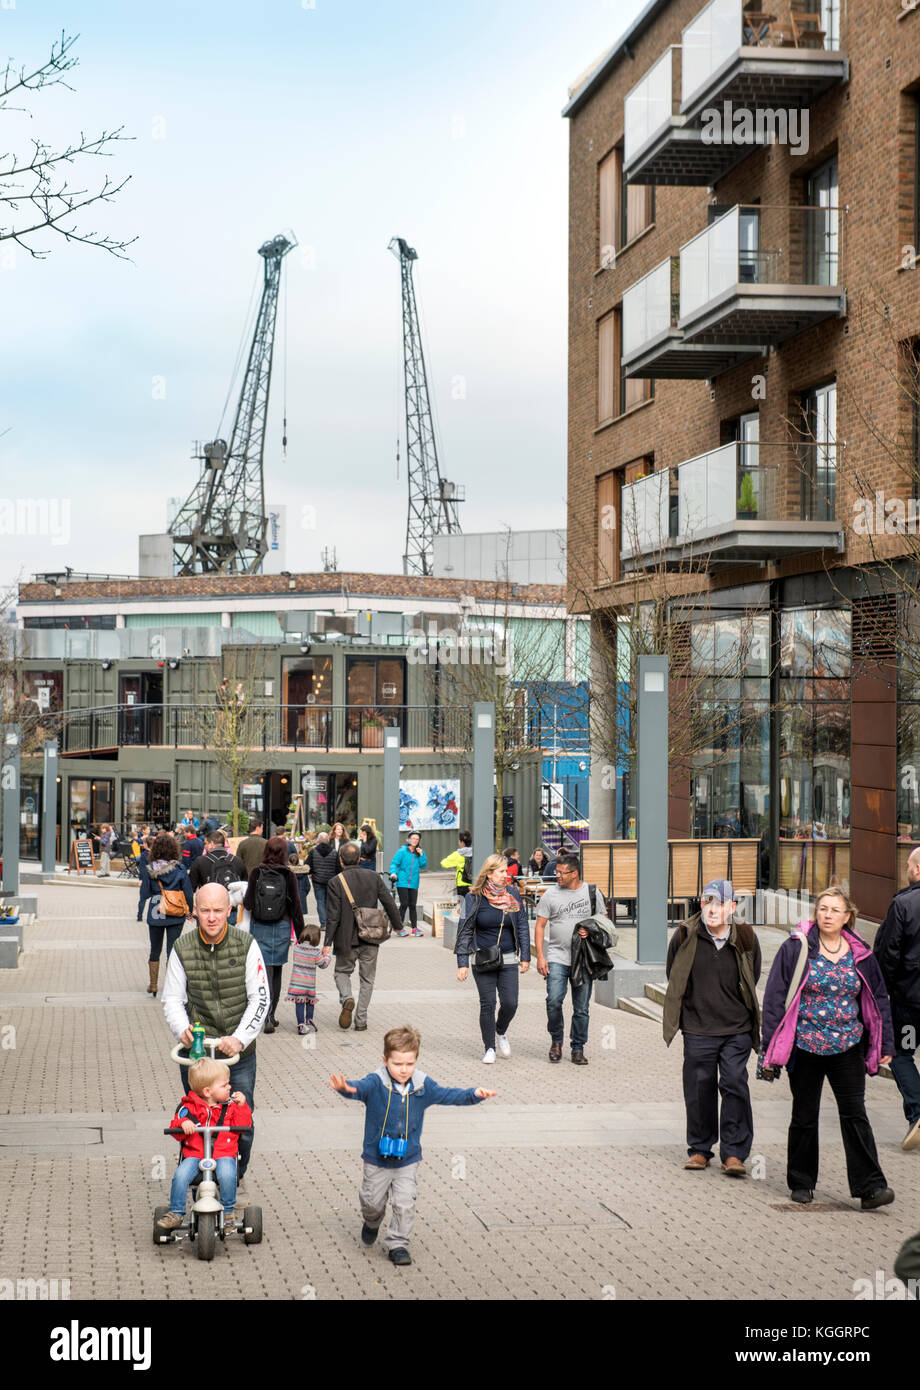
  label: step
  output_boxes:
[618,996,663,1023]
[644,981,667,1007]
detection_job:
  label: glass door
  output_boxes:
[803,383,837,520]
[806,157,839,285]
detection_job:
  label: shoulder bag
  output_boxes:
[340,872,391,945]
[473,901,508,973]
[757,932,809,1081]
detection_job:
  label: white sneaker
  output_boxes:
[481,1048,496,1064]
[496,1034,511,1058]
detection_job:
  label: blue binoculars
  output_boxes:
[378,1135,408,1159]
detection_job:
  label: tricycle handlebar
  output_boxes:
[163,1125,252,1135]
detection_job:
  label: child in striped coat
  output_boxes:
[287,922,329,1034]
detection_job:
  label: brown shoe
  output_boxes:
[571,1050,588,1065]
[549,1041,562,1063]
[156,1210,184,1233]
[684,1154,710,1170]
[721,1157,747,1178]
[338,998,355,1029]
[147,961,159,996]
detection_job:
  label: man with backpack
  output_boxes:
[663,879,762,1177]
[189,830,248,922]
[323,843,403,1031]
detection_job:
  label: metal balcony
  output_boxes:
[620,441,843,569]
[623,0,847,186]
[622,257,765,379]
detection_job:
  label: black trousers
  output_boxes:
[787,1044,887,1197]
[397,886,418,929]
[682,1032,754,1162]
[472,964,519,1049]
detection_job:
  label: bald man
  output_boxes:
[875,847,920,1151]
[161,882,269,1182]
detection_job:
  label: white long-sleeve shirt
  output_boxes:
[161,934,269,1048]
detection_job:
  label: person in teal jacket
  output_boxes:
[389,832,427,937]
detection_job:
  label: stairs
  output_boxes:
[619,980,666,1022]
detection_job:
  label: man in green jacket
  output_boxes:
[161,882,269,1182]
[441,830,473,901]
[663,879,761,1178]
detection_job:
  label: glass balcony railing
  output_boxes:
[622,258,680,362]
[683,0,840,107]
[679,205,841,324]
[620,470,670,559]
[675,440,837,543]
[624,47,679,167]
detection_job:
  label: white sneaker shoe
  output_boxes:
[496,1034,511,1058]
[481,1048,496,1064]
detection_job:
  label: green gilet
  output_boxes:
[175,925,257,1058]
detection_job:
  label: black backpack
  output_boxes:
[252,866,287,923]
[205,850,238,894]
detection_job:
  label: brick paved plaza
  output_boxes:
[0,882,916,1303]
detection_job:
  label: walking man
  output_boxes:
[874,847,920,1150]
[161,882,269,1186]
[663,879,761,1177]
[323,843,402,1031]
[533,852,598,1065]
[308,831,340,928]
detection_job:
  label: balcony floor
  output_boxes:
[624,329,765,379]
[681,48,850,126]
[680,285,846,348]
[624,519,844,570]
[624,123,759,186]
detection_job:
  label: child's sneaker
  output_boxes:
[156,1211,184,1234]
[396,929,410,938]
[306,1019,317,1032]
[297,1022,308,1035]
[410,928,423,937]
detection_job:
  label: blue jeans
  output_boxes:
[296,875,311,915]
[546,961,592,1051]
[890,1007,920,1125]
[294,999,315,1025]
[179,1050,256,1180]
[169,1154,237,1215]
[314,882,327,927]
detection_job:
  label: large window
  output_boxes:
[598,147,654,267]
[778,609,850,844]
[346,657,406,745]
[800,381,837,521]
[281,655,333,744]
[598,312,617,424]
[21,670,63,713]
[689,616,770,839]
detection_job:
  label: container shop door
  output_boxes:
[118,672,163,745]
[346,657,406,746]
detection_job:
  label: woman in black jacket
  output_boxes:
[358,823,378,870]
[243,834,305,1034]
[454,855,531,1064]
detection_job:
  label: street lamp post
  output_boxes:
[2,724,21,895]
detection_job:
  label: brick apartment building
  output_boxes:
[564,0,920,917]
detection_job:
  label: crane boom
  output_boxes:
[170,232,295,575]
[389,236,462,576]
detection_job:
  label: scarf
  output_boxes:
[482,877,517,914]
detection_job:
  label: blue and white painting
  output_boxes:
[399,779,460,832]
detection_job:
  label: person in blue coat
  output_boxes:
[389,832,427,937]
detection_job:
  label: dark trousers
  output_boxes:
[296,875,310,916]
[890,1006,920,1126]
[148,923,182,963]
[682,1032,754,1163]
[314,882,328,927]
[180,1049,256,1181]
[472,964,519,1049]
[397,886,418,929]
[787,1044,887,1197]
[268,964,283,1019]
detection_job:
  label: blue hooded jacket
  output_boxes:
[339,1065,482,1167]
[389,844,427,890]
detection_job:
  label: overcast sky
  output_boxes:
[0,0,644,592]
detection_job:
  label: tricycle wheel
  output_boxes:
[242,1206,262,1245]
[196,1211,216,1261]
[153,1206,169,1245]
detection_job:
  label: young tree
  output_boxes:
[196,645,270,835]
[1,31,134,260]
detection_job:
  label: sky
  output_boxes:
[0,0,645,591]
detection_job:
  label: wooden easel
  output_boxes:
[69,838,96,874]
[286,795,306,842]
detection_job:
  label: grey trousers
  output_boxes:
[334,942,379,1026]
[359,1161,420,1251]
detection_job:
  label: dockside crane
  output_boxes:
[389,237,463,576]
[170,231,296,575]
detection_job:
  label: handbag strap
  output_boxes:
[784,933,810,1011]
[474,904,506,953]
[340,873,357,908]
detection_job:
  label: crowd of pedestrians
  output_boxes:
[149,809,920,1273]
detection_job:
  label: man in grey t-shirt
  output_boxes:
[534,853,595,1065]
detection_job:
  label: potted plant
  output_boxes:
[737,471,758,520]
[362,708,385,748]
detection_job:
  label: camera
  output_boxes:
[378,1134,408,1159]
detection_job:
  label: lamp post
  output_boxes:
[636,655,668,965]
[2,724,21,894]
[472,702,495,867]
[383,725,401,866]
[42,740,58,874]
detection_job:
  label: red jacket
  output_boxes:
[169,1091,252,1159]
